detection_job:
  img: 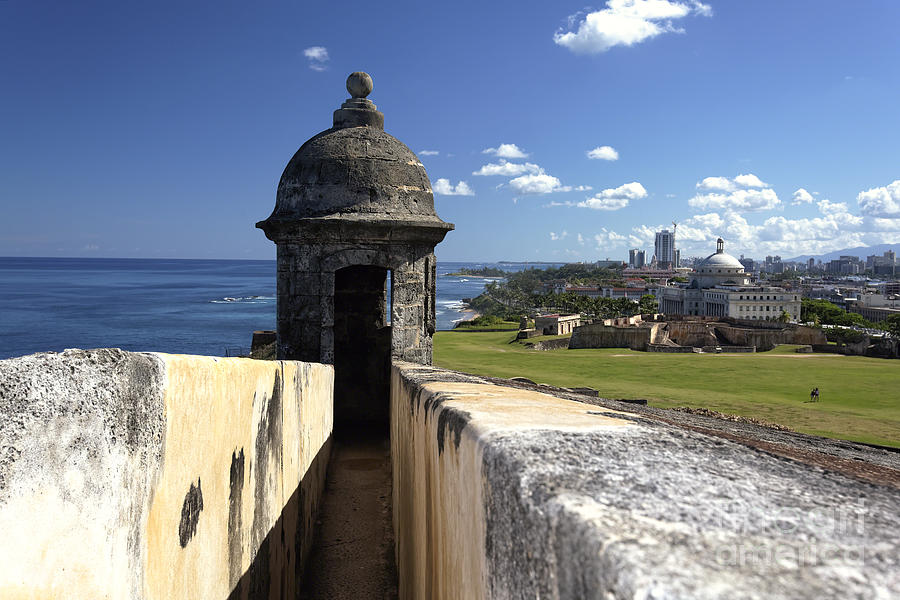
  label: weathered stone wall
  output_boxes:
[648,344,697,352]
[868,337,900,358]
[575,320,827,352]
[0,349,333,600]
[391,362,900,599]
[715,324,826,351]
[700,345,756,353]
[529,338,571,351]
[569,323,652,350]
[664,320,721,347]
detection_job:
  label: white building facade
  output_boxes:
[658,239,801,321]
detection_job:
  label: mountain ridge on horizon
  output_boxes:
[784,242,899,264]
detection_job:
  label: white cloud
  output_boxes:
[757,213,863,244]
[472,160,542,177]
[586,145,619,161]
[303,46,329,71]
[868,216,900,232]
[482,143,528,159]
[550,230,569,241]
[687,212,724,229]
[857,180,900,217]
[594,228,628,249]
[577,181,647,211]
[733,173,768,188]
[697,173,767,192]
[817,199,851,215]
[791,188,815,205]
[554,0,712,54]
[633,197,875,257]
[577,233,586,245]
[433,179,474,196]
[474,150,591,196]
[509,173,569,195]
[689,188,780,212]
[419,150,439,156]
[696,176,735,192]
[689,174,780,212]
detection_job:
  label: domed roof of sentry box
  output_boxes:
[257,72,453,238]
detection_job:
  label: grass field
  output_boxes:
[433,331,900,448]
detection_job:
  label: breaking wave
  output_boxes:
[210,295,275,304]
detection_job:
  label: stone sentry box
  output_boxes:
[257,72,453,428]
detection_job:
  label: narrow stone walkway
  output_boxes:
[299,429,398,599]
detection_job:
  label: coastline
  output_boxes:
[443,273,504,279]
[453,307,482,326]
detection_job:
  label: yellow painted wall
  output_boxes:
[144,355,333,600]
[0,350,332,600]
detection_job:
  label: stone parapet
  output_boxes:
[0,349,333,599]
[391,361,900,599]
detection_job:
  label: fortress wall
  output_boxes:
[391,361,900,599]
[665,321,720,347]
[569,323,651,350]
[528,338,571,351]
[715,325,828,351]
[0,349,333,600]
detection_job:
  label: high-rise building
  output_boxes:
[826,256,863,275]
[654,230,675,270]
[629,248,646,268]
[867,250,896,276]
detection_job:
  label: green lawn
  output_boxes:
[453,320,519,330]
[433,331,900,447]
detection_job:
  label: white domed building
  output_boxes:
[658,239,801,321]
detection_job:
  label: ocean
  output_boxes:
[0,257,562,360]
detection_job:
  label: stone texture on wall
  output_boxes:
[0,349,333,600]
[573,320,827,352]
[391,361,900,599]
[569,323,652,350]
[528,338,571,351]
[713,323,826,351]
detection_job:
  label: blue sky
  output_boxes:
[2,0,899,262]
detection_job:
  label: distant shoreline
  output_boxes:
[453,308,481,325]
[497,261,568,265]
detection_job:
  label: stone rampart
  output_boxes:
[700,345,756,353]
[0,349,333,600]
[569,323,652,350]
[391,361,899,599]
[714,324,826,351]
[648,344,696,352]
[575,319,827,352]
[664,320,721,347]
[529,338,571,351]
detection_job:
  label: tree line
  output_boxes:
[466,284,657,321]
[801,298,900,337]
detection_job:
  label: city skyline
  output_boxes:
[1,1,899,262]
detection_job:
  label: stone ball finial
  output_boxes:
[347,72,373,98]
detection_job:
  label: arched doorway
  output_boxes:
[332,264,392,430]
